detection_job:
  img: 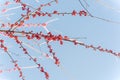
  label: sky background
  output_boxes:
[0,0,120,80]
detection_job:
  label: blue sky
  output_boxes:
[0,0,120,80]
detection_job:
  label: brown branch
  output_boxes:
[78,0,120,24]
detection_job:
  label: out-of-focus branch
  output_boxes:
[78,0,120,24]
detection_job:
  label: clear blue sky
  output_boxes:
[0,0,120,80]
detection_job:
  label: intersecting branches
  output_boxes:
[0,0,120,80]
